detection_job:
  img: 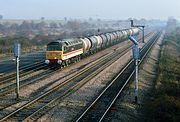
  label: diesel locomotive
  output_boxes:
[45,28,140,66]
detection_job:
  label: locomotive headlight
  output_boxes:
[45,60,50,64]
[57,60,62,64]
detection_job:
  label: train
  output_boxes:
[45,28,140,66]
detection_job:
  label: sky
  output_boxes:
[0,0,179,20]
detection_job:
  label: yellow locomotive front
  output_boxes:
[45,39,84,66]
[45,41,63,64]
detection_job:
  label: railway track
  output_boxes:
[0,48,114,97]
[0,51,45,75]
[0,31,154,121]
[0,32,153,98]
[0,36,138,97]
[0,38,135,122]
[75,31,161,122]
[0,62,50,96]
[0,61,46,83]
[0,67,52,97]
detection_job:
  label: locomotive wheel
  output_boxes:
[74,57,78,63]
[62,62,66,67]
[65,60,69,66]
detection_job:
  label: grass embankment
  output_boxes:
[0,35,55,58]
[146,28,180,122]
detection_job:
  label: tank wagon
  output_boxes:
[45,27,140,66]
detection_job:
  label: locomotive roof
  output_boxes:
[48,38,82,46]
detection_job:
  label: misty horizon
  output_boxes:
[0,0,179,21]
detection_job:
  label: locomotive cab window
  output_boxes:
[47,44,62,51]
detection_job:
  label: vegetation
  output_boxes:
[0,19,119,57]
[0,20,100,57]
[0,35,58,56]
[146,27,180,122]
[0,19,166,57]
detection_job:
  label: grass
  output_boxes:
[145,28,180,122]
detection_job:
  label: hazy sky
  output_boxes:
[0,0,179,20]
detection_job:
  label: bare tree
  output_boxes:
[41,17,45,21]
[49,22,58,28]
[65,20,81,31]
[64,17,67,22]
